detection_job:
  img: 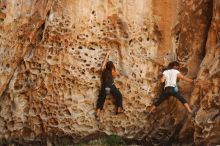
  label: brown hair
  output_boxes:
[103,61,116,82]
[167,61,180,69]
[105,61,115,72]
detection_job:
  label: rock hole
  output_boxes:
[91,67,95,72]
[88,46,95,51]
[64,109,71,116]
[14,84,23,90]
[0,18,4,22]
[176,37,179,41]
[132,73,136,78]
[204,69,209,74]
[6,64,9,68]
[138,37,142,42]
[47,56,52,59]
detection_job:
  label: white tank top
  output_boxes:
[163,69,180,87]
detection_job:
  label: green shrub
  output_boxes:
[75,135,126,146]
[103,135,125,146]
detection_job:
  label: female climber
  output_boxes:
[95,51,124,118]
[148,61,195,115]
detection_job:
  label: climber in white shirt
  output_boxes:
[148,61,195,115]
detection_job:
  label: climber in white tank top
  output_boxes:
[163,69,180,87]
[148,61,196,116]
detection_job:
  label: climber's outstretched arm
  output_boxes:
[101,51,110,71]
[177,73,193,83]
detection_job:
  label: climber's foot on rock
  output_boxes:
[189,111,195,118]
[189,106,197,118]
[95,109,101,119]
[146,105,156,114]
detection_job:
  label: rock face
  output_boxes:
[180,0,220,145]
[0,0,219,145]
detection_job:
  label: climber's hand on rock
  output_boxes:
[106,50,110,56]
[193,79,200,85]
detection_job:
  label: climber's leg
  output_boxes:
[96,86,107,117]
[149,90,169,113]
[111,85,123,114]
[154,91,169,106]
[173,92,192,113]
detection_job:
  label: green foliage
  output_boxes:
[103,134,125,146]
[75,134,126,146]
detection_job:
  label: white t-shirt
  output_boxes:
[163,69,180,87]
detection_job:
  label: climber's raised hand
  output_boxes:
[101,51,111,71]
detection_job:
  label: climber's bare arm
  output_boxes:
[160,75,165,83]
[101,51,110,71]
[112,69,119,77]
[177,73,193,83]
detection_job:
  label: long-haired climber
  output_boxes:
[95,51,124,118]
[148,61,195,115]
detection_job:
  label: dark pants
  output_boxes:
[96,84,123,110]
[154,86,187,106]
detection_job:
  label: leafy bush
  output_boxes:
[103,134,125,146]
[75,134,126,146]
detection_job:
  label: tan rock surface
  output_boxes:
[0,0,219,145]
[180,0,220,145]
